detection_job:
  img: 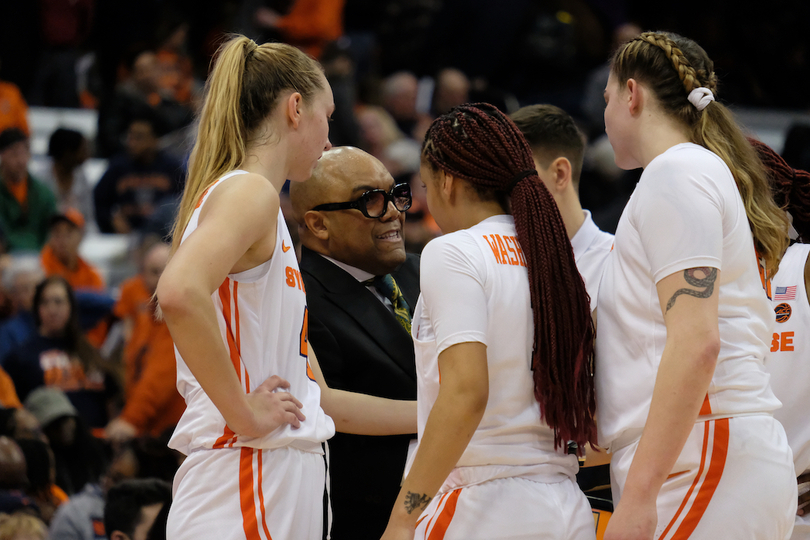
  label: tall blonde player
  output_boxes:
[158,36,415,540]
[381,103,597,540]
[597,32,795,540]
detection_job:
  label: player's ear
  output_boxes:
[304,210,329,240]
[550,157,572,191]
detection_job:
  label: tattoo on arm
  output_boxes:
[665,267,718,312]
[404,491,432,515]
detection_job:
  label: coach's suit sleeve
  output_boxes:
[307,309,347,390]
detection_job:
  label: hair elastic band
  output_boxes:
[688,87,715,111]
[508,170,536,193]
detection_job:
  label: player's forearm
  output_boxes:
[387,381,486,526]
[620,334,717,504]
[159,285,251,433]
[322,389,417,435]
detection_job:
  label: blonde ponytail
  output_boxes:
[170,35,325,253]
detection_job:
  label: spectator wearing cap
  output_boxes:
[0,129,57,253]
[40,209,104,293]
[93,116,183,235]
[38,129,94,229]
[0,62,29,136]
[24,388,107,499]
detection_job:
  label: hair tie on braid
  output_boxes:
[688,87,714,111]
[508,170,536,193]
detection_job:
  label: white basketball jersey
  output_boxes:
[169,171,335,455]
[412,215,578,484]
[766,242,810,476]
[595,144,781,451]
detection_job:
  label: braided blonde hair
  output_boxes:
[612,31,788,274]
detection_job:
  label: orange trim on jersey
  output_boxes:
[216,278,243,448]
[670,419,728,539]
[194,184,215,210]
[239,448,262,540]
[698,393,712,416]
[213,426,237,449]
[256,450,273,540]
[427,489,461,540]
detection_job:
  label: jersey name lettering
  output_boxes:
[285,266,306,292]
[483,234,527,267]
[771,331,795,353]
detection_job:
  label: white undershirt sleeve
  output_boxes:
[635,156,725,283]
[419,233,489,354]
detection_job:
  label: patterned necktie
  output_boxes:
[371,274,411,334]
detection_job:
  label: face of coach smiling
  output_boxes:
[290,146,408,276]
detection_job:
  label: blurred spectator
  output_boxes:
[380,71,431,140]
[28,0,93,108]
[248,0,346,59]
[0,129,57,253]
[93,115,184,234]
[23,388,107,498]
[15,437,67,523]
[96,50,193,158]
[0,255,43,361]
[2,277,118,429]
[321,40,362,148]
[154,17,199,107]
[0,436,28,490]
[0,512,48,540]
[0,408,41,441]
[40,211,104,293]
[430,67,470,117]
[39,130,94,227]
[104,479,171,540]
[105,242,184,442]
[356,105,421,178]
[0,59,29,136]
[0,370,21,409]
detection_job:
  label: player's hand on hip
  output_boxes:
[603,498,657,540]
[240,375,306,437]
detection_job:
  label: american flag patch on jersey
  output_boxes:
[774,286,797,301]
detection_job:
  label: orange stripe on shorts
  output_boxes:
[427,489,461,540]
[239,448,262,540]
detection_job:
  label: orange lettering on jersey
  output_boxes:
[503,236,520,266]
[781,331,794,352]
[510,236,527,266]
[285,266,296,288]
[494,235,510,265]
[483,235,504,265]
[771,332,780,353]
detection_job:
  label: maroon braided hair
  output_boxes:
[749,137,810,242]
[422,103,596,449]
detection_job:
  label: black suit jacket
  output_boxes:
[300,246,419,540]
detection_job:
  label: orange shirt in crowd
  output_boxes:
[0,365,22,408]
[276,0,345,58]
[114,276,185,437]
[0,81,30,136]
[41,245,105,292]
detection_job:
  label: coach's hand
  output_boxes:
[234,375,306,437]
[798,472,810,516]
[604,498,656,540]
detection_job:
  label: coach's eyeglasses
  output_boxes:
[312,183,412,219]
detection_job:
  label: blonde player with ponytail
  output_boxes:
[597,32,795,540]
[157,35,413,540]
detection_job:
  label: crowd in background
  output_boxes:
[0,0,809,538]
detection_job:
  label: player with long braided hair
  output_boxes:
[598,31,795,540]
[380,103,596,540]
